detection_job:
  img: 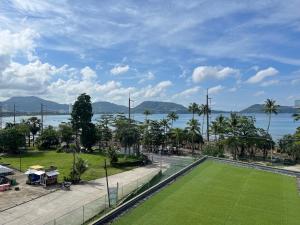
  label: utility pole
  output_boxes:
[206,89,210,142]
[0,104,2,129]
[128,94,131,121]
[13,104,16,125]
[104,159,111,207]
[128,94,134,122]
[41,103,44,133]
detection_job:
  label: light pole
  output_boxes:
[104,159,111,207]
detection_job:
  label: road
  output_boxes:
[0,164,161,225]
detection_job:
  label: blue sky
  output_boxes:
[0,0,300,110]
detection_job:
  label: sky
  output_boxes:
[0,0,300,111]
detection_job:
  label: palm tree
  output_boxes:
[188,103,199,119]
[143,109,151,122]
[171,128,184,154]
[186,118,201,155]
[198,104,205,134]
[27,117,41,146]
[167,112,179,128]
[264,99,279,133]
[160,118,170,150]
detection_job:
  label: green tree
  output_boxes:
[170,128,185,154]
[167,112,179,128]
[81,123,97,151]
[58,123,74,145]
[69,157,89,183]
[143,109,151,122]
[27,117,41,146]
[0,127,26,154]
[36,126,59,150]
[186,118,201,155]
[188,102,199,119]
[264,99,279,133]
[71,93,95,150]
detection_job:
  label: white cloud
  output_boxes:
[208,85,224,95]
[133,81,172,98]
[228,87,237,92]
[110,65,130,75]
[80,66,97,80]
[247,67,278,84]
[138,72,155,83]
[254,91,265,96]
[192,66,239,83]
[260,79,279,87]
[0,29,39,60]
[173,86,200,98]
[291,79,300,85]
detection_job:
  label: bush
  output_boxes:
[202,144,224,157]
[107,147,118,164]
[67,157,89,184]
[36,126,59,150]
[0,127,26,154]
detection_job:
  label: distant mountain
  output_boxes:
[240,104,298,113]
[132,101,189,114]
[0,96,68,113]
[92,101,127,113]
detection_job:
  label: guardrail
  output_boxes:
[92,156,208,225]
[208,156,300,177]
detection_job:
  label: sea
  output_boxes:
[1,113,299,140]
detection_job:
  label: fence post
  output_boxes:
[82,205,85,224]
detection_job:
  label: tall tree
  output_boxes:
[188,103,199,119]
[186,118,201,155]
[27,117,41,146]
[71,93,95,151]
[167,112,179,128]
[264,99,279,133]
[143,109,151,122]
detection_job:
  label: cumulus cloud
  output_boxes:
[138,72,155,83]
[172,86,200,98]
[110,65,130,75]
[133,81,172,98]
[192,66,239,83]
[208,85,224,95]
[80,66,97,80]
[247,67,278,84]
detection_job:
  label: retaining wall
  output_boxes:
[92,156,208,225]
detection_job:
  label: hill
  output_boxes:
[0,96,68,113]
[240,104,297,113]
[92,101,127,113]
[132,101,188,114]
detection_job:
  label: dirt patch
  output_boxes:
[0,170,58,212]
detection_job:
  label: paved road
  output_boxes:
[0,164,161,225]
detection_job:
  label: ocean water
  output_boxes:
[1,113,299,140]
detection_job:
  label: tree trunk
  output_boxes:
[267,114,271,133]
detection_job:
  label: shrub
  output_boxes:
[202,143,224,157]
[36,126,59,150]
[107,147,118,164]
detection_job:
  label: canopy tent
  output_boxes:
[29,165,44,170]
[0,165,13,175]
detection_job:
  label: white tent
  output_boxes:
[0,165,13,175]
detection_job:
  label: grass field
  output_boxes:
[0,151,136,182]
[113,160,300,225]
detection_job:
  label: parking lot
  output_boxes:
[0,169,57,212]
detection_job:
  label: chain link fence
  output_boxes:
[40,170,159,225]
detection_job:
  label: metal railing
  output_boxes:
[41,170,160,225]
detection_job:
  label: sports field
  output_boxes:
[113,160,300,225]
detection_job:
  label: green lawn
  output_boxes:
[113,160,300,225]
[0,151,135,182]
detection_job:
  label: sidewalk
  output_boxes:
[0,164,162,225]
